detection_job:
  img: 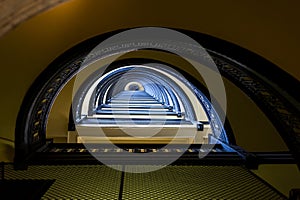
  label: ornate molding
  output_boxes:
[211,53,300,163]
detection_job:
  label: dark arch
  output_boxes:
[14,27,300,169]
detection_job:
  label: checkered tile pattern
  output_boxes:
[123,165,287,200]
[4,165,121,199]
[3,164,286,199]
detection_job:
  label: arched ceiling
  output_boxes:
[0,0,299,141]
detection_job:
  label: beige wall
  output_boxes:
[223,78,288,151]
[46,78,75,142]
[252,164,300,197]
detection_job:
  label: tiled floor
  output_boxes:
[2,164,287,200]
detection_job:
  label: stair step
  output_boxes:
[108,100,163,104]
[80,118,194,125]
[91,115,183,119]
[95,110,177,116]
[100,104,169,109]
[101,108,169,112]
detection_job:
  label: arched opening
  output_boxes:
[125,82,144,91]
[14,27,299,169]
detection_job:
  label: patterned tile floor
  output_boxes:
[2,164,287,200]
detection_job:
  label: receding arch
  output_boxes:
[124,82,144,91]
